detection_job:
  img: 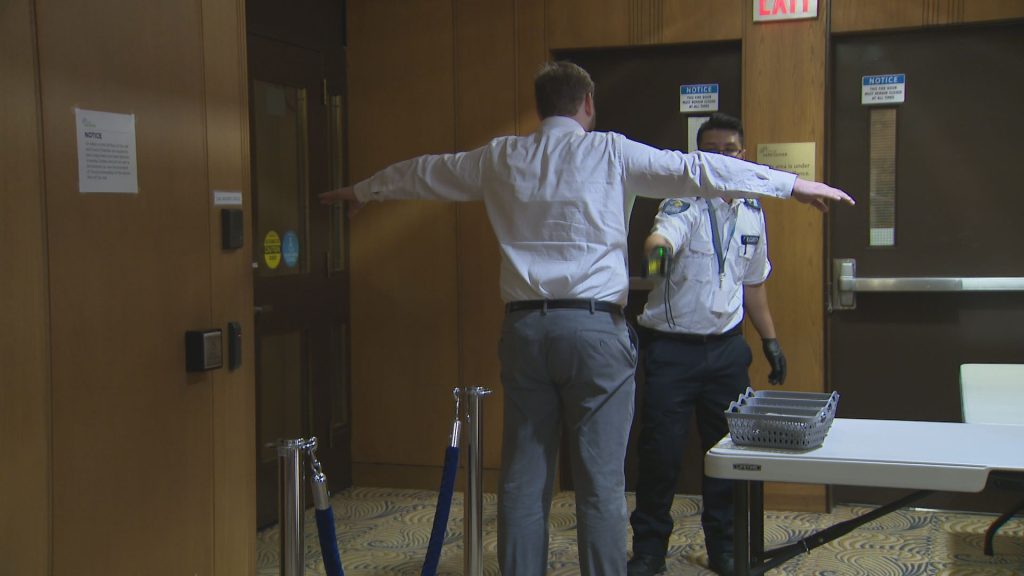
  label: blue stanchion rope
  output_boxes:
[421,444,460,576]
[315,504,345,576]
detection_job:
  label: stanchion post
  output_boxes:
[463,386,492,576]
[277,437,317,576]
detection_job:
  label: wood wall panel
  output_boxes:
[347,1,457,179]
[454,1,518,472]
[548,0,744,49]
[517,0,548,135]
[832,0,933,32]
[202,0,256,573]
[547,0,632,49]
[37,0,215,572]
[662,0,743,43]
[0,0,51,573]
[964,0,1024,22]
[833,0,1024,33]
[742,5,830,511]
[347,0,461,474]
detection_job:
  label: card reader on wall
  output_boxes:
[221,208,243,250]
[186,329,223,372]
[227,321,242,370]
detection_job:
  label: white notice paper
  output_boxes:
[76,108,139,193]
[687,116,710,153]
[213,190,243,206]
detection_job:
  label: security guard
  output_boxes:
[627,113,787,576]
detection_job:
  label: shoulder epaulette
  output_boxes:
[660,199,691,215]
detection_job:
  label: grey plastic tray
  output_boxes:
[725,387,840,450]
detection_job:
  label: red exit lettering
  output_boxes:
[759,0,811,16]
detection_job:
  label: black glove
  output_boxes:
[762,338,787,386]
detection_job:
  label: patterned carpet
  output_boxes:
[256,487,1024,575]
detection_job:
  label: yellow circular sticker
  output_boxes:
[263,230,281,269]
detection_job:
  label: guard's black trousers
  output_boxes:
[629,329,751,559]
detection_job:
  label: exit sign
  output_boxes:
[753,0,818,22]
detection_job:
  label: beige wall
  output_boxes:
[1,0,254,573]
[346,0,1024,507]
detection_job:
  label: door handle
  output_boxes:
[831,258,1024,310]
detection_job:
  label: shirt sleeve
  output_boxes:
[353,145,489,203]
[618,136,797,201]
[743,210,772,285]
[649,199,696,253]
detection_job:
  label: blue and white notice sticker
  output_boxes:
[680,84,719,113]
[861,74,906,105]
[282,230,300,268]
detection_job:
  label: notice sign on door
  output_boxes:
[680,84,719,113]
[75,108,139,194]
[861,74,906,105]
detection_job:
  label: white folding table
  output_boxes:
[705,418,1024,575]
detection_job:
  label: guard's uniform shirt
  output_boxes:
[630,196,769,560]
[354,116,794,307]
[638,197,769,334]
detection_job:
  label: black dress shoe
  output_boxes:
[626,553,666,576]
[707,552,735,576]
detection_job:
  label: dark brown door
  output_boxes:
[249,34,351,528]
[555,42,742,494]
[828,22,1024,512]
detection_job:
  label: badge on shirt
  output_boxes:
[744,199,762,211]
[741,235,760,246]
[660,199,690,215]
[712,285,732,314]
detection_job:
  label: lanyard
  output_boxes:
[704,198,734,288]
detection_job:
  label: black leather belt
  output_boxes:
[650,323,742,344]
[505,299,623,316]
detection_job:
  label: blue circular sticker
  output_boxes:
[282,231,300,268]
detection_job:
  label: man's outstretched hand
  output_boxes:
[318,187,363,216]
[319,186,356,205]
[792,179,855,212]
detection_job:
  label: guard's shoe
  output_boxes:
[626,553,666,576]
[707,552,735,576]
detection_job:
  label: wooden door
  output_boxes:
[828,22,1024,512]
[555,42,743,495]
[36,2,217,572]
[249,35,351,528]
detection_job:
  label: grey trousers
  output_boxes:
[497,307,637,576]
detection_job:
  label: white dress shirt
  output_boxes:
[354,116,795,306]
[638,197,770,334]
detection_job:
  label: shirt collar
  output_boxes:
[539,115,587,134]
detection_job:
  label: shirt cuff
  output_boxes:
[648,228,681,254]
[353,180,376,203]
[764,169,798,199]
